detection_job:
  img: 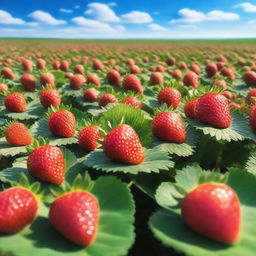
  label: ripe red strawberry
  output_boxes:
[5,122,33,146]
[106,69,120,86]
[167,57,176,66]
[157,88,182,109]
[121,96,142,109]
[83,88,99,102]
[103,124,144,164]
[217,61,226,70]
[1,68,15,80]
[74,64,84,74]
[195,93,232,128]
[150,66,156,72]
[190,63,201,75]
[70,74,86,90]
[37,58,46,70]
[249,105,256,131]
[49,190,99,246]
[184,98,199,119]
[40,73,55,87]
[78,125,103,152]
[178,61,187,70]
[20,74,36,91]
[65,72,73,79]
[53,60,60,70]
[150,72,164,85]
[181,183,241,244]
[172,69,182,79]
[205,63,218,77]
[122,75,143,94]
[247,88,256,104]
[27,145,65,185]
[0,187,38,233]
[183,72,198,88]
[152,112,186,143]
[212,80,227,91]
[60,60,69,71]
[156,65,165,72]
[244,71,256,87]
[40,89,61,108]
[221,91,233,99]
[48,110,76,137]
[130,65,141,74]
[0,83,8,92]
[87,73,101,86]
[22,59,33,72]
[221,67,235,80]
[5,93,27,112]
[127,58,135,66]
[98,93,118,107]
[93,59,104,71]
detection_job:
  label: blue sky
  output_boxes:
[0,0,256,38]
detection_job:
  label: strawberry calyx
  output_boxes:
[38,85,59,94]
[26,136,50,154]
[153,104,175,116]
[1,88,25,97]
[45,104,72,117]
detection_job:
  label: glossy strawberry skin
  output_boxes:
[249,105,256,131]
[205,64,218,77]
[27,145,65,185]
[53,60,60,70]
[1,68,15,80]
[87,73,101,86]
[172,69,182,79]
[93,59,104,71]
[37,58,46,70]
[83,88,99,102]
[247,88,256,104]
[106,69,120,86]
[103,124,144,165]
[0,187,38,233]
[78,125,103,152]
[183,72,198,88]
[60,61,69,71]
[244,71,256,87]
[121,96,142,109]
[4,93,27,113]
[48,110,76,137]
[70,74,86,90]
[150,72,164,85]
[40,73,55,87]
[181,183,241,244]
[221,68,235,80]
[0,83,8,92]
[190,63,201,75]
[22,60,33,72]
[195,93,232,128]
[212,80,227,91]
[157,88,182,109]
[74,65,84,74]
[98,93,118,107]
[20,74,36,91]
[122,75,143,94]
[184,98,199,119]
[5,122,33,146]
[152,112,186,143]
[49,190,99,246]
[40,89,61,108]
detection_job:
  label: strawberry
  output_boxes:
[5,122,33,146]
[184,98,199,119]
[221,67,235,80]
[127,58,135,66]
[40,73,55,87]
[150,72,164,85]
[205,63,218,77]
[0,187,38,233]
[130,65,141,74]
[249,105,256,131]
[172,69,182,79]
[152,112,186,143]
[78,125,103,152]
[37,58,46,70]
[22,59,33,72]
[157,88,182,109]
[212,80,227,91]
[106,69,120,86]
[156,65,165,72]
[103,124,144,164]
[178,61,187,70]
[48,110,76,137]
[70,74,86,90]
[60,60,69,71]
[181,183,241,244]
[190,63,201,75]
[93,59,104,71]
[221,91,233,99]
[98,93,118,107]
[195,93,232,128]
[49,190,99,246]
[20,74,36,91]
[167,57,176,66]
[217,61,225,70]
[183,72,198,88]
[121,96,142,109]
[83,88,99,102]
[247,88,256,104]
[4,93,27,112]
[1,68,15,80]
[244,71,256,87]
[74,64,84,74]
[122,75,143,94]
[27,145,65,185]
[53,60,60,70]
[87,73,101,86]
[65,72,73,79]
[40,89,61,108]
[0,83,8,92]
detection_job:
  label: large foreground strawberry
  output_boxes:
[195,93,232,128]
[49,190,99,246]
[0,187,38,233]
[181,183,241,244]
[103,124,144,164]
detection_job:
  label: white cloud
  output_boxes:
[114,24,125,31]
[121,11,153,23]
[85,3,120,22]
[234,2,256,12]
[108,2,117,6]
[59,8,73,14]
[170,8,239,23]
[179,24,197,29]
[0,10,37,26]
[29,11,66,25]
[148,23,167,31]
[248,19,256,24]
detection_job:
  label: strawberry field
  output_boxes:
[1,39,256,256]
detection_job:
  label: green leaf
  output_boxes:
[149,169,256,256]
[84,148,174,175]
[60,84,83,97]
[0,176,135,256]
[246,153,256,175]
[0,137,27,157]
[30,119,78,146]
